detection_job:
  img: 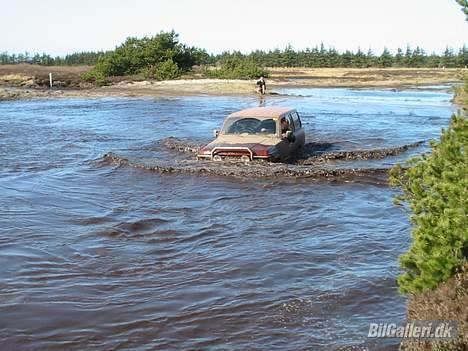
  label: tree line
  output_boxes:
[0,51,110,66]
[217,45,468,68]
[1,42,467,69]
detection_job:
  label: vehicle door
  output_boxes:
[275,115,292,161]
[285,113,299,154]
[291,111,305,149]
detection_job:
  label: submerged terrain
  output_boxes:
[0,86,458,350]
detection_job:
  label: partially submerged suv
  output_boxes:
[197,107,305,162]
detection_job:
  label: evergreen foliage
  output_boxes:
[80,70,109,86]
[87,31,210,80]
[140,59,181,80]
[91,31,201,78]
[205,56,268,79]
[211,45,468,69]
[456,0,468,20]
[389,116,468,294]
[1,45,467,69]
[1,30,467,83]
[0,51,108,66]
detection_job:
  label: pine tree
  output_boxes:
[412,46,426,67]
[389,116,467,293]
[379,47,393,67]
[456,45,468,67]
[394,48,404,67]
[443,47,457,68]
[366,49,376,66]
[456,0,468,20]
[404,45,413,67]
[353,47,366,68]
[283,44,296,67]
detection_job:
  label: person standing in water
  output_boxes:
[256,76,266,95]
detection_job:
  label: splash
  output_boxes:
[102,153,386,181]
[296,140,424,164]
[100,137,424,181]
[162,137,201,154]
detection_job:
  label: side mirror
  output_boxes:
[213,129,220,138]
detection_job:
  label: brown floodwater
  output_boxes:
[0,88,456,350]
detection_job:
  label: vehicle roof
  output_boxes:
[228,107,295,119]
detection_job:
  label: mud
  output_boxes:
[101,152,389,182]
[162,136,201,154]
[101,138,424,182]
[295,140,425,164]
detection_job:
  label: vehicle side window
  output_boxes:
[286,114,295,132]
[292,112,302,129]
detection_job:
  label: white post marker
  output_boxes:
[49,73,53,88]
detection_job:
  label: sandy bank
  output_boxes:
[0,80,255,101]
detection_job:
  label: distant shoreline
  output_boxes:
[0,65,463,101]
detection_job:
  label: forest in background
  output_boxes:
[1,40,467,69]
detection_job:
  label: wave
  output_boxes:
[296,140,424,164]
[96,138,425,182]
[99,152,388,181]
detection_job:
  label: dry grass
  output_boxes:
[0,64,464,99]
[0,64,92,87]
[454,86,468,107]
[268,67,463,88]
[400,266,468,351]
[0,64,91,76]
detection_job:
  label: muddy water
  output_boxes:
[0,88,456,350]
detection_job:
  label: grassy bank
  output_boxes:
[0,64,93,88]
[453,77,468,107]
[268,67,463,88]
[0,65,465,100]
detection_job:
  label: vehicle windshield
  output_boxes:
[222,117,277,135]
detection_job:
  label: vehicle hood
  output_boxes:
[210,134,278,146]
[203,135,279,148]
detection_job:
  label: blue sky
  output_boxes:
[1,0,467,55]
